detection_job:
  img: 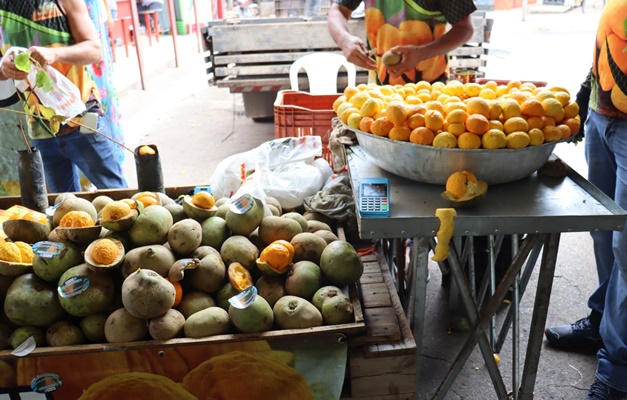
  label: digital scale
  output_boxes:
[358,177,390,218]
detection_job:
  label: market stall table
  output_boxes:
[345,144,627,400]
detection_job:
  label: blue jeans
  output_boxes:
[33,115,128,193]
[584,109,627,391]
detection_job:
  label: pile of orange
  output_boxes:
[333,80,580,150]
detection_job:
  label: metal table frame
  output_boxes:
[346,145,627,400]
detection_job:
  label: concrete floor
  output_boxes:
[112,5,612,399]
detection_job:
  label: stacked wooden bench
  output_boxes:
[201,12,492,120]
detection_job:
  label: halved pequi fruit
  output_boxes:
[255,240,294,276]
[84,238,125,272]
[0,259,33,277]
[99,200,139,232]
[2,219,51,244]
[54,225,103,246]
[182,195,218,221]
[227,262,254,292]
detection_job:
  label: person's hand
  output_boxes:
[339,35,377,71]
[385,45,425,78]
[0,55,29,81]
[28,46,57,68]
[107,18,116,34]
[569,82,591,144]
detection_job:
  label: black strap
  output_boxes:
[0,91,19,107]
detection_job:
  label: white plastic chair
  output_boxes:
[289,53,357,94]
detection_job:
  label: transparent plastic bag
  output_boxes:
[209,136,331,209]
[5,47,86,120]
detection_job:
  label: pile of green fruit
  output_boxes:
[0,189,364,350]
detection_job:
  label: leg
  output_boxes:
[55,118,128,190]
[32,138,81,193]
[593,112,627,394]
[544,109,613,351]
[585,110,617,285]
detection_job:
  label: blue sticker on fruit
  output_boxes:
[30,372,62,393]
[58,276,89,298]
[229,194,254,215]
[193,186,213,195]
[228,286,257,309]
[32,241,64,259]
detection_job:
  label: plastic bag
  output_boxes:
[209,136,332,209]
[5,46,86,120]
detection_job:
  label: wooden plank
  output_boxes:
[209,20,366,53]
[360,272,384,285]
[215,74,370,90]
[214,50,344,66]
[348,352,416,399]
[349,350,415,378]
[360,282,392,308]
[375,249,417,355]
[449,47,489,57]
[362,260,382,274]
[363,307,401,341]
[344,242,417,399]
[449,58,488,69]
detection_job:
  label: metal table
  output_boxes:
[346,145,627,400]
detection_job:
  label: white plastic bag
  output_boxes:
[209,136,332,209]
[5,46,86,120]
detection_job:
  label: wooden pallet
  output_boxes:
[343,251,417,399]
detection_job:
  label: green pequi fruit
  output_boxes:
[284,261,323,301]
[58,264,116,317]
[121,244,176,278]
[319,240,363,286]
[225,194,265,236]
[228,295,273,333]
[122,269,176,319]
[273,295,323,329]
[32,240,84,283]
[4,273,66,328]
[128,205,173,247]
[220,235,259,270]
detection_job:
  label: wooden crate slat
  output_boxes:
[363,307,401,342]
[359,272,384,285]
[348,351,416,399]
[360,282,392,308]
[214,50,344,65]
[210,21,366,53]
[449,47,489,57]
[449,58,488,69]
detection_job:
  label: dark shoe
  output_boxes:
[584,379,627,400]
[544,312,603,351]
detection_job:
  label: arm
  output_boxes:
[386,15,475,78]
[103,0,116,33]
[28,0,102,68]
[328,3,376,70]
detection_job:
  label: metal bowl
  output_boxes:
[353,129,564,185]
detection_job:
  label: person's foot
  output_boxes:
[544,312,603,351]
[584,379,627,400]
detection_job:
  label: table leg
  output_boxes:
[432,234,542,399]
[518,232,560,400]
[409,236,429,397]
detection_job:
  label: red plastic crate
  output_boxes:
[274,90,341,165]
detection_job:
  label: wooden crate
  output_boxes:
[343,251,417,399]
[0,188,414,399]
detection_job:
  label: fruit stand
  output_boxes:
[345,144,627,399]
[0,185,417,400]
